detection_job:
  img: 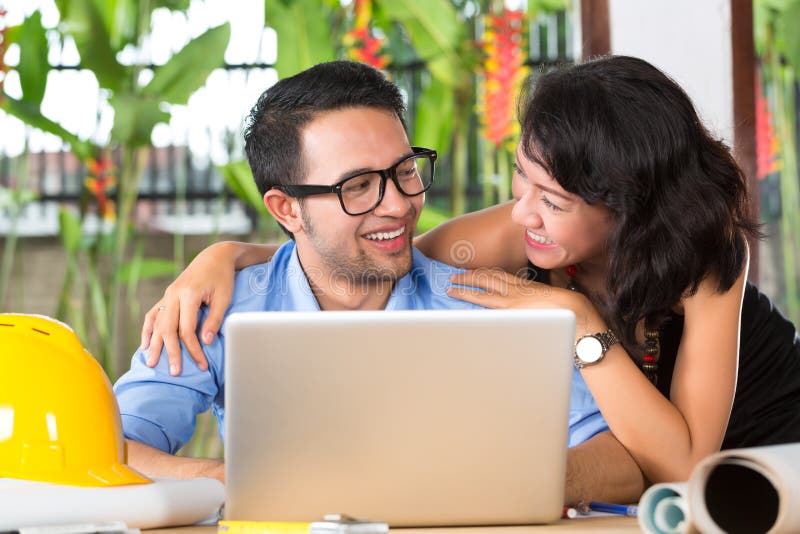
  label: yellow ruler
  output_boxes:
[219,521,311,534]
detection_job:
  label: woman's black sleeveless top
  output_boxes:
[528,264,800,448]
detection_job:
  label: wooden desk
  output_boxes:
[147,518,641,534]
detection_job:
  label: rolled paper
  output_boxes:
[638,482,689,534]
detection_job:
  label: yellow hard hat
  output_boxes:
[0,313,151,486]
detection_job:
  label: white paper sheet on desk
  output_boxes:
[0,477,224,530]
[638,442,800,534]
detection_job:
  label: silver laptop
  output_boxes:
[224,309,575,526]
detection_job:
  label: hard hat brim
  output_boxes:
[16,462,154,487]
[81,462,153,487]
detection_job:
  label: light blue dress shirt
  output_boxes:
[114,241,608,454]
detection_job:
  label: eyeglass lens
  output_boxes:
[340,154,433,214]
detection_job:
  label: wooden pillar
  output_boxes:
[730,0,759,282]
[580,0,611,60]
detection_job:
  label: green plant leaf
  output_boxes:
[416,204,451,234]
[58,0,128,92]
[414,77,455,154]
[58,208,83,254]
[375,14,419,66]
[265,0,336,78]
[117,258,177,283]
[0,187,38,210]
[377,0,465,86]
[0,96,95,160]
[94,226,118,255]
[17,10,49,106]
[109,93,170,147]
[143,23,231,105]
[87,263,109,342]
[378,0,460,57]
[779,0,800,72]
[529,0,569,13]
[218,160,267,214]
[155,0,192,10]
[106,0,139,53]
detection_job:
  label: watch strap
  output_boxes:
[595,329,619,352]
[574,329,619,369]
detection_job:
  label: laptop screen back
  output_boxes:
[224,309,575,526]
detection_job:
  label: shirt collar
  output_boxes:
[284,243,420,311]
[281,243,322,311]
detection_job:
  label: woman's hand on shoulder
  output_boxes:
[446,268,590,314]
[141,241,241,375]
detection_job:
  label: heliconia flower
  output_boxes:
[755,70,780,180]
[479,9,528,149]
[343,0,390,70]
[88,157,114,178]
[84,157,116,222]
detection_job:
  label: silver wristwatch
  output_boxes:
[574,329,619,369]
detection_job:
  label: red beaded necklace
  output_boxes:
[565,264,660,385]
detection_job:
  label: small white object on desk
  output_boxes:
[309,514,388,534]
[0,477,224,530]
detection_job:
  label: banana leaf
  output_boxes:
[17,10,49,106]
[109,94,170,148]
[218,160,267,215]
[265,0,336,78]
[57,0,128,92]
[0,97,95,161]
[377,0,467,88]
[143,23,231,106]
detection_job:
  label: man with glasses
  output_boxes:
[113,61,608,484]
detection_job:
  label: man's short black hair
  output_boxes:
[244,61,406,197]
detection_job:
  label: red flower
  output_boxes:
[755,70,780,180]
[479,9,528,148]
[84,157,117,221]
[343,0,390,70]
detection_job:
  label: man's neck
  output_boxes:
[309,276,396,311]
[296,254,397,311]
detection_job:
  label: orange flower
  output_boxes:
[343,0,390,70]
[755,70,780,180]
[84,157,116,221]
[479,9,528,149]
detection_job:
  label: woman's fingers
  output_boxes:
[199,282,234,345]
[178,293,207,371]
[164,328,185,376]
[446,285,511,308]
[146,333,165,368]
[145,293,181,370]
[140,304,160,350]
[451,268,499,289]
[450,268,525,295]
[448,269,555,309]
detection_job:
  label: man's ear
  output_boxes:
[264,189,303,234]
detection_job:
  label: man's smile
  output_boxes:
[364,225,405,241]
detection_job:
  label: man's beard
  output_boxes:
[302,211,414,290]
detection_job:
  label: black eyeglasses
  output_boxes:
[270,147,437,216]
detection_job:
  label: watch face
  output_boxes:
[576,336,603,364]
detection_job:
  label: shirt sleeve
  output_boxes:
[113,314,223,454]
[567,368,610,447]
